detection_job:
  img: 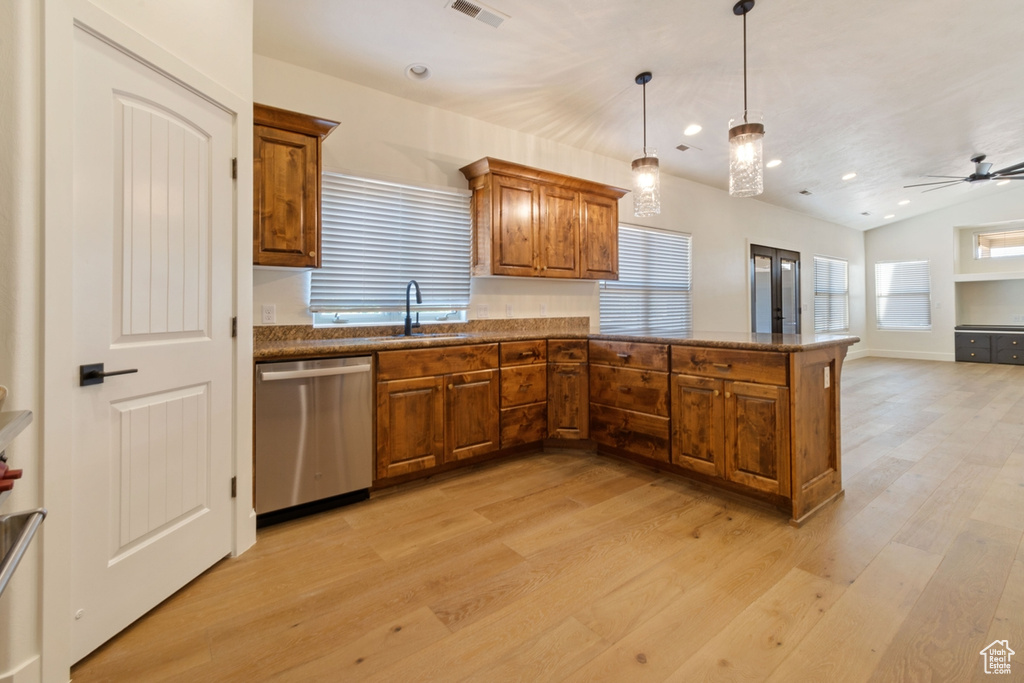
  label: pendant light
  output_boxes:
[632,72,660,217]
[729,0,764,198]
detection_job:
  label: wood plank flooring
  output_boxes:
[71,357,1024,682]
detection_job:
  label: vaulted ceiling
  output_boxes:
[254,0,1024,230]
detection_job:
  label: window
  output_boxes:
[875,260,931,330]
[311,171,471,326]
[599,225,692,334]
[813,255,849,333]
[976,229,1024,259]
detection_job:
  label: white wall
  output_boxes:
[253,55,867,346]
[864,184,1024,359]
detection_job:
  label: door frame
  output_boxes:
[42,2,254,678]
[750,244,801,334]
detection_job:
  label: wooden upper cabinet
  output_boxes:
[253,104,339,268]
[460,157,627,280]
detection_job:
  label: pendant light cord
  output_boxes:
[743,10,748,123]
[642,80,648,150]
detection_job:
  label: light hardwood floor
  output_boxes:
[71,357,1024,682]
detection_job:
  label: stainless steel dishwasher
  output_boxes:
[254,356,372,525]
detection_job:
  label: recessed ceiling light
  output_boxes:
[683,124,702,136]
[842,172,857,181]
[884,214,895,219]
[997,179,1011,186]
[766,159,782,168]
[898,199,910,206]
[405,63,432,80]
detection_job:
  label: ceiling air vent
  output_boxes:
[447,0,508,28]
[676,144,691,153]
[799,189,813,195]
[861,211,871,216]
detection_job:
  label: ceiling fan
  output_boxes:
[905,154,1024,192]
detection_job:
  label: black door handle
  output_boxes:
[80,363,139,386]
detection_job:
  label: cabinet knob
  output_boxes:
[1014,355,1019,360]
[448,383,454,390]
[1014,341,1018,345]
[970,339,975,343]
[713,389,720,397]
[725,391,732,398]
[971,353,975,357]
[309,251,317,257]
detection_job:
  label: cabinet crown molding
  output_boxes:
[459,157,628,199]
[254,103,339,139]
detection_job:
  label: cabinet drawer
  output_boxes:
[589,340,668,370]
[377,343,499,380]
[954,333,991,350]
[671,347,788,386]
[548,339,588,363]
[500,403,547,448]
[993,334,1024,354]
[955,346,991,363]
[500,364,547,407]
[590,403,670,462]
[994,347,1024,365]
[589,365,669,416]
[500,339,547,365]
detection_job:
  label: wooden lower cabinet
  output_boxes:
[671,374,791,497]
[548,362,588,439]
[376,375,445,479]
[446,369,500,461]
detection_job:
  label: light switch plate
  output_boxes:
[505,303,513,317]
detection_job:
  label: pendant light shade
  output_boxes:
[729,0,765,198]
[632,72,660,217]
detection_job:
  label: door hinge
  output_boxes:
[231,316,238,338]
[231,476,237,498]
[231,157,237,179]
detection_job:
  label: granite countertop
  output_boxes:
[954,325,1024,332]
[254,318,859,361]
[593,330,861,352]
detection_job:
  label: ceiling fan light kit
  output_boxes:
[729,0,765,198]
[632,71,661,217]
[905,153,1024,192]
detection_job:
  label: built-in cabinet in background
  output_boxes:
[459,157,627,280]
[253,103,339,268]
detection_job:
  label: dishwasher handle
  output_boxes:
[259,363,371,382]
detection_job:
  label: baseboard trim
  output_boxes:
[861,349,955,362]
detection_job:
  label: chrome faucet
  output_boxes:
[404,280,422,336]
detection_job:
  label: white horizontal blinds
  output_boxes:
[813,255,849,332]
[310,172,471,311]
[977,229,1024,258]
[600,225,692,334]
[875,260,931,330]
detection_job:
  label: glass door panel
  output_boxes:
[750,245,800,335]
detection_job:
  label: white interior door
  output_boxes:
[70,26,235,661]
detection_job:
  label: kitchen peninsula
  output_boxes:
[254,319,858,525]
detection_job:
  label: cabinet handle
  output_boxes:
[616,352,631,359]
[713,389,720,396]
[518,350,537,358]
[1014,341,1018,346]
[448,383,454,389]
[618,386,631,393]
[712,363,731,370]
[970,353,975,357]
[309,251,316,257]
[970,339,975,343]
[725,391,732,398]
[518,383,532,391]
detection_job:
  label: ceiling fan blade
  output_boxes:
[994,175,1024,180]
[922,175,968,179]
[992,161,1024,175]
[922,181,966,193]
[904,179,966,188]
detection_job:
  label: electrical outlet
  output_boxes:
[539,303,547,317]
[505,303,514,317]
[1014,315,1024,323]
[824,366,831,388]
[261,304,276,324]
[477,304,489,319]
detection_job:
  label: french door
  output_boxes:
[751,245,800,334]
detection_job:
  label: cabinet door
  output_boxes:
[579,192,618,279]
[253,125,320,267]
[671,374,725,478]
[724,381,791,496]
[376,376,445,479]
[548,362,588,439]
[491,175,538,276]
[446,369,500,462]
[538,184,580,278]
